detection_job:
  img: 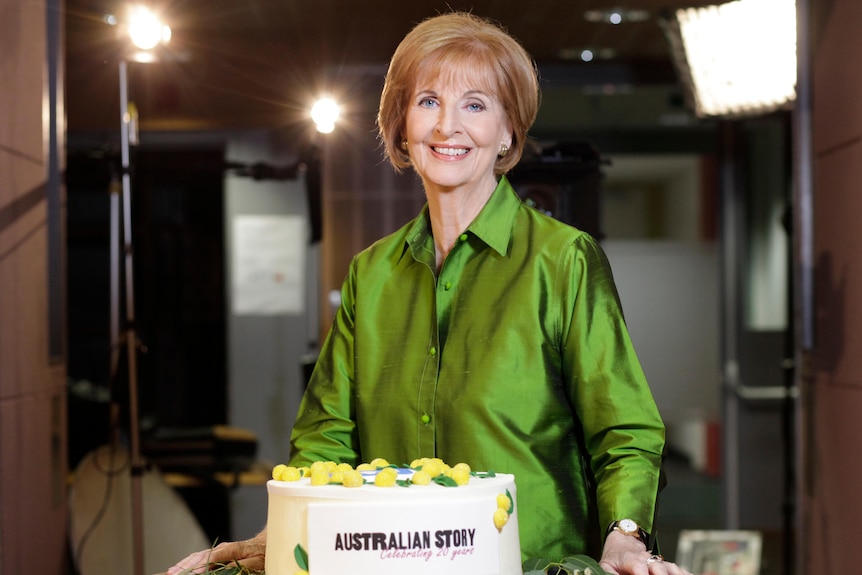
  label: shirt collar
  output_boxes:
[468,174,520,257]
[404,175,520,261]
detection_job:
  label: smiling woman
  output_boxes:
[377,12,539,268]
[165,12,687,575]
[377,13,539,177]
[402,82,510,222]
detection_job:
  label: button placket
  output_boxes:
[417,272,440,453]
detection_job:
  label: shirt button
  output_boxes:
[421,413,431,424]
[444,281,452,291]
[429,346,437,356]
[459,233,468,242]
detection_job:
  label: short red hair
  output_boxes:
[378,12,540,175]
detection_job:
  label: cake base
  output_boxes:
[265,469,521,575]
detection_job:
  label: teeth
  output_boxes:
[432,147,468,156]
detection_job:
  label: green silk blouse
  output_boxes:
[288,175,666,561]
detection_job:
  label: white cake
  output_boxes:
[264,461,522,575]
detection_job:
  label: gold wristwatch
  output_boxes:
[606,518,650,547]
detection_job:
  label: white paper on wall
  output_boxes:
[232,215,306,315]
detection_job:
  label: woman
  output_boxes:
[168,12,690,575]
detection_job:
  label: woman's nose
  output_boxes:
[435,104,461,137]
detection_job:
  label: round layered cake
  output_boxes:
[264,460,521,575]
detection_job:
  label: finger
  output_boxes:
[646,559,688,575]
[166,549,214,575]
[644,555,667,574]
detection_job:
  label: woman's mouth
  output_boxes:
[431,145,469,157]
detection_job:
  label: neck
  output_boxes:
[424,176,498,269]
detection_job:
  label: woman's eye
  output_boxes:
[467,102,485,112]
[419,98,437,108]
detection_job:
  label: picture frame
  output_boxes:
[676,529,763,575]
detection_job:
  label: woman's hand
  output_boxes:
[163,529,267,574]
[599,531,693,575]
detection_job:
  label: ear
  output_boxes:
[503,124,513,149]
[503,137,514,156]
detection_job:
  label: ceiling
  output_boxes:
[65,0,719,134]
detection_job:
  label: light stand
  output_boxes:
[104,9,170,573]
[113,58,145,575]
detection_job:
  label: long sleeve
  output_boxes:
[560,234,665,535]
[288,258,361,468]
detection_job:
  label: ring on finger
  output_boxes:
[646,554,664,564]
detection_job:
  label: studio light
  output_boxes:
[127,5,171,50]
[311,97,340,133]
[662,0,797,118]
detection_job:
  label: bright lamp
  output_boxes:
[127,5,171,50]
[662,0,797,118]
[311,98,340,133]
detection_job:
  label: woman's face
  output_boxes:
[404,73,512,193]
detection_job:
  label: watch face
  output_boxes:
[619,519,638,533]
